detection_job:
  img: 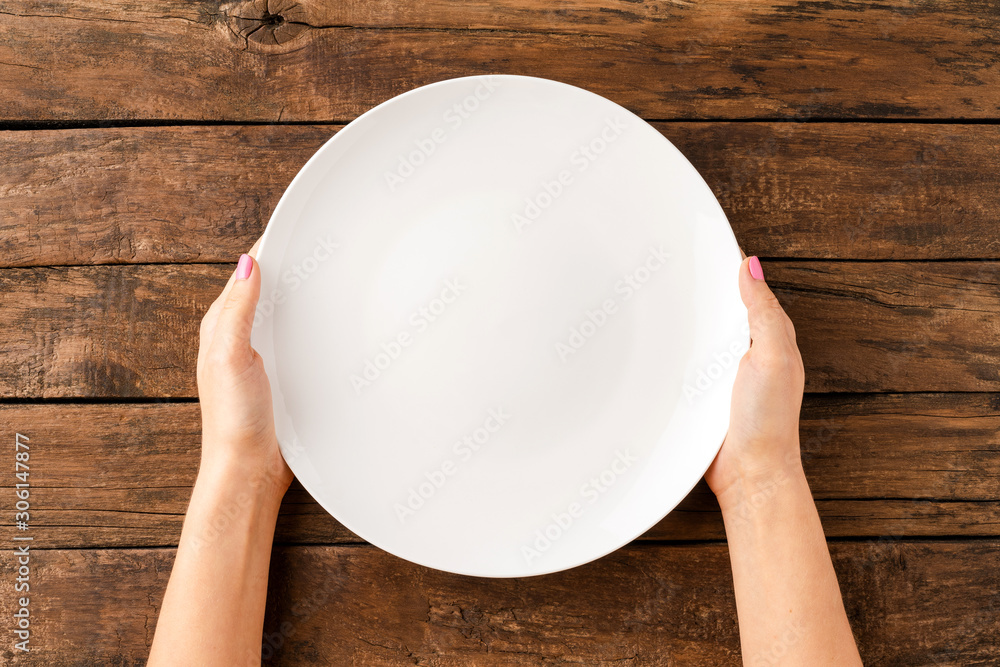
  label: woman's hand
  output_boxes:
[704,256,862,666]
[150,245,294,666]
[196,242,293,495]
[705,255,806,509]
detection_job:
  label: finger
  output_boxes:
[198,266,240,371]
[198,239,264,372]
[209,237,262,325]
[208,253,262,368]
[738,256,794,348]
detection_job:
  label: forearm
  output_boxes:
[717,455,862,666]
[148,455,286,666]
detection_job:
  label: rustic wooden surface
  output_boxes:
[2,542,999,666]
[1,0,999,665]
[1,1,998,121]
[4,262,1000,397]
[1,395,999,550]
[2,124,999,266]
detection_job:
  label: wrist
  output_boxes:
[716,462,812,524]
[196,450,290,510]
[712,439,807,516]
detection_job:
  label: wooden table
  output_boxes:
[1,1,999,664]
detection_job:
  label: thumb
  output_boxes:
[210,253,262,364]
[738,256,794,347]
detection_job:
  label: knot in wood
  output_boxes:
[221,0,309,53]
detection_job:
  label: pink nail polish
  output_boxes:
[236,254,253,280]
[749,256,764,281]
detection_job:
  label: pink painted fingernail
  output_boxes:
[236,254,253,280]
[749,256,764,281]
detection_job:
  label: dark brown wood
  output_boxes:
[0,1,998,122]
[769,261,1000,393]
[675,123,1000,261]
[3,262,1000,398]
[3,1,999,664]
[2,394,998,549]
[3,123,999,268]
[0,264,228,398]
[0,126,332,268]
[0,541,997,665]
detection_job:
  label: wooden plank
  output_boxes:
[0,264,224,398]
[0,1,998,121]
[3,261,1000,398]
[3,484,998,549]
[1,395,998,548]
[0,541,997,665]
[8,487,996,549]
[3,123,999,268]
[678,123,1000,261]
[0,126,332,267]
[796,392,1000,500]
[770,261,1000,393]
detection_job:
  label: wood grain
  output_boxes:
[771,261,1000,393]
[2,0,998,664]
[1,541,997,665]
[0,126,332,267]
[2,394,997,549]
[0,264,224,398]
[0,0,998,122]
[3,123,999,268]
[3,261,1000,398]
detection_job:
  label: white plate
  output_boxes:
[252,75,748,578]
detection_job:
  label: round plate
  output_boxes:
[252,75,748,577]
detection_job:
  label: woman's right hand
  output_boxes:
[705,256,806,510]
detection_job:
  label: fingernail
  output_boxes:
[236,254,253,281]
[749,256,764,281]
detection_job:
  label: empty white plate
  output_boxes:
[252,75,748,577]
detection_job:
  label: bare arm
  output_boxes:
[706,256,862,666]
[149,249,293,665]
